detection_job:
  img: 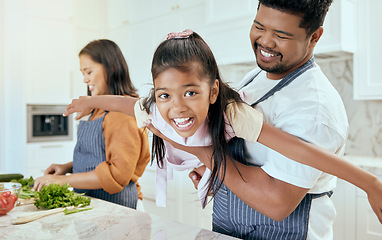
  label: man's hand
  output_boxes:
[189,165,206,189]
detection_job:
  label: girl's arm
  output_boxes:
[63,95,139,120]
[144,121,382,223]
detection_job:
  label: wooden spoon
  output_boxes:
[12,205,79,225]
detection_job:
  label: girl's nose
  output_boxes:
[83,76,89,83]
[172,97,187,112]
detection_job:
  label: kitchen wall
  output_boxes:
[219,55,382,159]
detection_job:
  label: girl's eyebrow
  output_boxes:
[155,83,200,91]
[254,20,294,37]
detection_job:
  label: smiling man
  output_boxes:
[188,0,349,239]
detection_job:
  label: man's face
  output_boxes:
[250,4,317,79]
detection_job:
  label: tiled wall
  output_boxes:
[219,56,382,158]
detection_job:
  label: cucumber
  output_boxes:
[0,173,24,182]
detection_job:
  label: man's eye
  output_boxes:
[276,35,289,40]
[255,26,264,31]
[185,91,196,97]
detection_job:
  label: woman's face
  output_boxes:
[79,54,108,96]
[154,68,219,138]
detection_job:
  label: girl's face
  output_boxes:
[154,68,219,138]
[79,54,108,96]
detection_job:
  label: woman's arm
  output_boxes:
[63,95,139,120]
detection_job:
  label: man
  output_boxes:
[189,0,348,239]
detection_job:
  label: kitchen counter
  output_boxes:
[0,198,238,240]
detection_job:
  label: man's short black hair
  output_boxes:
[258,0,333,36]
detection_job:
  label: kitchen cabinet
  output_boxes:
[25,17,75,104]
[25,141,76,178]
[353,0,382,100]
[332,158,382,240]
[315,0,355,54]
[139,163,213,230]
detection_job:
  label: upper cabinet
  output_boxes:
[353,0,382,100]
[315,0,355,54]
[24,0,75,104]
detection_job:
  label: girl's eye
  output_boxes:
[158,93,169,99]
[185,91,196,97]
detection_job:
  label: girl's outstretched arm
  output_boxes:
[144,121,382,223]
[63,95,139,120]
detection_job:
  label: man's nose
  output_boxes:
[258,32,276,49]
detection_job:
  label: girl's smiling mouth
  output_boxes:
[172,117,195,130]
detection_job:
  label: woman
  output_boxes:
[34,39,151,209]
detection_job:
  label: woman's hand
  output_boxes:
[44,163,71,175]
[63,96,93,120]
[33,175,67,192]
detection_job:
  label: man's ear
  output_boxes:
[309,26,324,48]
[210,79,219,104]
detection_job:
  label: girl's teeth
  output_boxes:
[261,50,275,58]
[173,118,193,128]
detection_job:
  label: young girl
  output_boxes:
[63,31,382,224]
[34,39,151,209]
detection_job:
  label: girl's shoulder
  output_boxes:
[225,101,263,143]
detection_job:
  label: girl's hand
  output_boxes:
[63,96,93,120]
[33,175,67,192]
[366,178,382,223]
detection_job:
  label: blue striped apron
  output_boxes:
[72,112,138,209]
[212,57,333,239]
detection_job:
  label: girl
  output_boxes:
[63,31,382,224]
[34,39,151,209]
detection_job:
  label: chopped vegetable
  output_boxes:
[64,207,93,215]
[34,183,91,209]
[11,176,36,199]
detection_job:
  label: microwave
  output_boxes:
[27,104,73,143]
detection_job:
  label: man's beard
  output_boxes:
[254,42,289,74]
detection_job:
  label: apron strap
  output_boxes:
[239,57,315,107]
[309,190,334,199]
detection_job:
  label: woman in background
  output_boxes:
[34,39,150,209]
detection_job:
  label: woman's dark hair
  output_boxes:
[144,32,246,205]
[79,39,137,97]
[258,0,333,36]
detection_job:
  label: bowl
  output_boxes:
[0,182,22,215]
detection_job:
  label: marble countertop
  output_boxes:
[0,198,238,240]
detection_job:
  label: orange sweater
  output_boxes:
[90,108,150,200]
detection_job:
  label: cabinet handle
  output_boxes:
[70,71,74,99]
[40,145,63,148]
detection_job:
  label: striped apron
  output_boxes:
[212,57,333,239]
[72,112,138,209]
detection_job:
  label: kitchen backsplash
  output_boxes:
[219,56,382,158]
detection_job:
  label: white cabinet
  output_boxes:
[25,141,76,178]
[315,0,355,54]
[25,17,75,104]
[139,163,213,230]
[353,0,382,100]
[332,162,382,240]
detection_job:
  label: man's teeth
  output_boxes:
[261,50,275,58]
[173,118,193,128]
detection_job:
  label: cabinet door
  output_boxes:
[25,17,75,104]
[353,0,382,100]
[25,142,75,178]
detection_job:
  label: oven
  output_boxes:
[27,104,73,143]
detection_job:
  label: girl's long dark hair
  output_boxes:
[144,32,247,205]
[79,39,138,97]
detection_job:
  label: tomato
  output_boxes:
[1,191,11,198]
[0,195,7,208]
[0,193,17,215]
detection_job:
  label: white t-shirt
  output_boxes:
[237,64,349,240]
